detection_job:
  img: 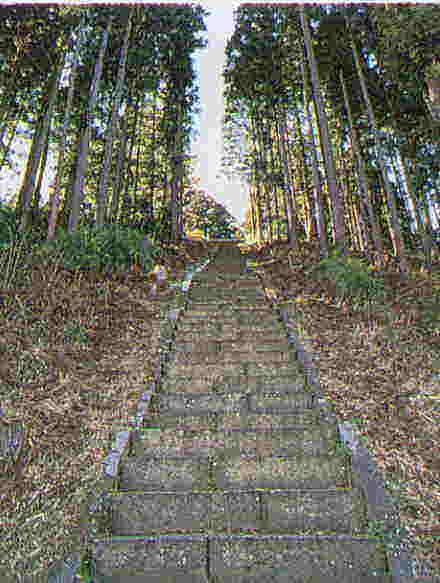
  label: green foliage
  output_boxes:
[183,186,238,239]
[0,203,36,287]
[33,224,158,272]
[308,250,386,303]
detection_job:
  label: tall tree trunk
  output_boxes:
[32,132,50,212]
[299,5,346,250]
[348,23,407,271]
[340,69,383,260]
[68,17,112,232]
[97,9,133,228]
[109,112,129,223]
[148,88,159,220]
[121,94,140,224]
[276,114,298,250]
[47,57,78,240]
[400,156,433,267]
[294,108,317,242]
[18,69,61,232]
[302,59,328,256]
[0,116,18,172]
[170,112,184,241]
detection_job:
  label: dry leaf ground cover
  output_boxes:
[0,239,208,580]
[247,239,439,578]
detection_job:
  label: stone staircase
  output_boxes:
[75,241,410,582]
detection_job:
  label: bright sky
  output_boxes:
[191,0,246,224]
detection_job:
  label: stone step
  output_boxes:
[167,360,301,379]
[89,535,390,582]
[107,488,366,536]
[192,276,258,287]
[177,328,283,344]
[188,288,265,298]
[141,409,328,429]
[159,372,307,394]
[188,297,267,307]
[183,304,260,318]
[177,323,282,342]
[182,309,276,326]
[190,285,260,296]
[149,389,314,416]
[168,346,293,366]
[131,424,339,458]
[119,452,348,491]
[187,303,273,313]
[172,339,291,355]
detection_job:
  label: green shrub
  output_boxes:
[307,250,386,303]
[33,224,159,273]
[0,204,36,287]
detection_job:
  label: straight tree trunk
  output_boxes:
[0,116,18,172]
[302,58,328,256]
[97,9,133,228]
[299,5,346,249]
[276,114,298,249]
[294,108,317,241]
[121,94,140,223]
[340,68,383,260]
[47,56,78,240]
[348,23,407,271]
[400,155,433,267]
[32,132,50,212]
[109,113,129,223]
[68,17,112,232]
[19,69,61,232]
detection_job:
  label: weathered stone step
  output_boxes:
[141,409,328,429]
[107,488,366,536]
[183,304,266,318]
[149,389,314,416]
[189,286,260,297]
[182,311,276,328]
[192,278,258,289]
[184,303,274,314]
[119,453,348,491]
[186,303,272,313]
[168,345,293,366]
[177,327,283,344]
[88,535,390,582]
[172,339,292,356]
[177,323,282,343]
[189,288,265,298]
[188,297,266,308]
[167,359,301,379]
[132,424,340,459]
[159,372,307,394]
[178,315,281,333]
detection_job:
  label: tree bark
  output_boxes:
[18,68,61,233]
[96,9,132,228]
[109,112,129,223]
[47,55,78,240]
[302,57,328,256]
[68,16,111,232]
[339,68,383,259]
[276,113,298,250]
[299,5,346,249]
[348,23,407,271]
